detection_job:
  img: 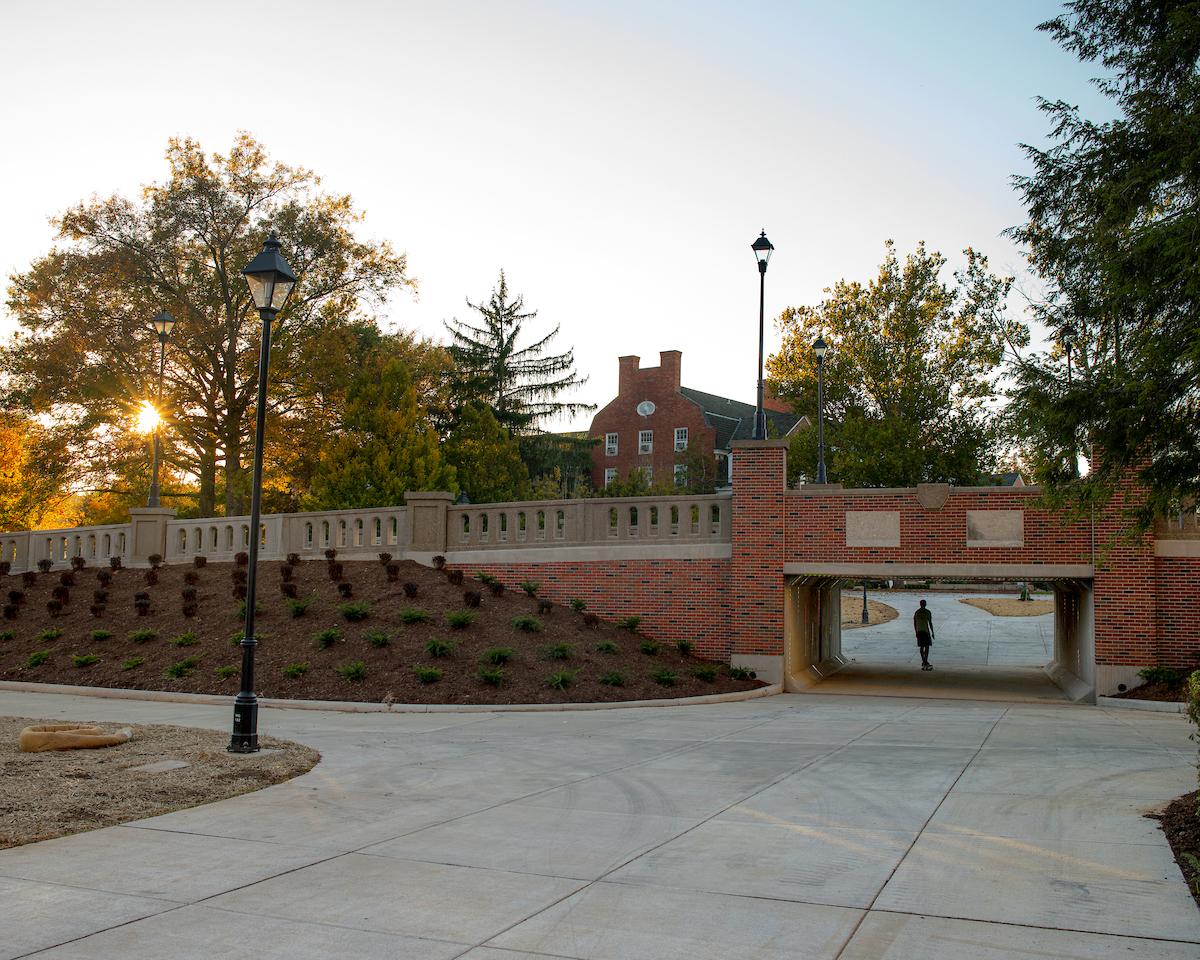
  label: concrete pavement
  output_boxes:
[3,687,1198,959]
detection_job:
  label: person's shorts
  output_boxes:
[916,631,932,646]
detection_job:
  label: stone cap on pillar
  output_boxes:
[404,491,455,554]
[730,439,790,449]
[127,507,177,566]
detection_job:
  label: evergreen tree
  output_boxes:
[305,357,454,509]
[445,271,593,434]
[444,404,531,504]
[1007,0,1200,524]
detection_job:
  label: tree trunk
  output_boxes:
[198,441,217,517]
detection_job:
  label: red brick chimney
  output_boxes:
[618,355,640,395]
[763,381,791,414]
[658,350,682,390]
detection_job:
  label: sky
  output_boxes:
[0,0,1111,432]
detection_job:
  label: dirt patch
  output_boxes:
[959,597,1055,617]
[1150,789,1200,909]
[0,559,764,704]
[840,597,898,630]
[0,715,318,849]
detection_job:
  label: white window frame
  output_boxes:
[673,463,687,486]
[605,432,618,456]
[638,429,653,454]
[674,427,688,451]
[604,467,618,488]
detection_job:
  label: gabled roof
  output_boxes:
[678,386,803,450]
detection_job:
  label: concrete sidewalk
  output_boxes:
[3,688,1199,959]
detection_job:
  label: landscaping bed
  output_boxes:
[840,596,898,629]
[0,557,763,704]
[959,597,1055,617]
[0,715,318,849]
[1110,680,1187,703]
[1152,789,1200,909]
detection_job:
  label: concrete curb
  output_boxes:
[0,679,783,714]
[1097,695,1186,715]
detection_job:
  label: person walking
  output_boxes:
[914,599,935,670]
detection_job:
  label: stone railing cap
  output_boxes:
[403,491,456,503]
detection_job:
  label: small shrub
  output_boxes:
[286,552,301,565]
[183,570,200,585]
[365,630,390,648]
[692,665,719,682]
[2,604,16,620]
[237,599,262,618]
[229,629,246,645]
[569,597,587,612]
[37,559,53,573]
[231,567,247,583]
[59,571,76,587]
[96,569,112,586]
[109,556,122,570]
[337,581,353,598]
[89,604,106,618]
[22,571,37,587]
[617,616,642,632]
[340,600,371,621]
[511,616,543,633]
[488,581,504,597]
[287,595,314,618]
[93,590,108,604]
[121,657,144,671]
[432,555,446,570]
[337,660,367,682]
[424,637,456,658]
[676,639,693,655]
[537,598,553,615]
[583,612,600,629]
[546,669,577,690]
[128,629,155,643]
[314,628,342,650]
[214,664,238,679]
[37,627,63,643]
[324,548,337,560]
[0,561,8,576]
[728,665,757,680]
[26,650,50,668]
[542,642,572,660]
[650,668,678,687]
[181,587,198,602]
[148,553,163,569]
[446,609,475,629]
[639,640,662,656]
[1137,665,1185,687]
[193,555,207,568]
[282,661,310,678]
[402,582,419,598]
[170,631,199,647]
[46,599,63,616]
[165,656,202,679]
[480,647,514,665]
[0,630,12,641]
[378,552,392,566]
[463,590,481,608]
[90,629,113,642]
[475,571,497,585]
[234,551,249,567]
[400,607,432,624]
[386,563,401,582]
[280,564,294,581]
[328,562,344,582]
[73,654,101,668]
[280,581,299,599]
[70,555,86,572]
[478,666,505,686]
[447,569,464,586]
[595,639,619,654]
[134,590,150,602]
[51,585,70,602]
[182,601,199,618]
[412,664,442,684]
[519,580,540,597]
[232,583,248,600]
[144,569,158,586]
[599,671,625,687]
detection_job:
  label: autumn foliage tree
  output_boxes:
[444,404,530,504]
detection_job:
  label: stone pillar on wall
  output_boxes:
[728,440,788,682]
[127,507,175,566]
[405,492,454,559]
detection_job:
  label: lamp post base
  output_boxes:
[227,695,260,753]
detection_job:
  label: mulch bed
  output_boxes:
[840,597,898,630]
[1,715,318,848]
[0,558,763,704]
[1110,680,1187,703]
[1151,789,1200,909]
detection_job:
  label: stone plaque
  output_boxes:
[845,511,901,547]
[966,510,1024,547]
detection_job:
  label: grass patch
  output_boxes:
[412,664,442,684]
[399,607,432,624]
[314,627,342,650]
[89,629,113,642]
[337,660,367,682]
[595,639,619,654]
[445,609,475,629]
[546,669,577,690]
[676,639,693,655]
[542,642,572,660]
[424,637,456,658]
[365,630,391,648]
[214,664,238,679]
[282,662,310,679]
[477,666,505,686]
[649,668,677,686]
[480,647,514,665]
[72,654,101,668]
[692,665,719,682]
[165,656,202,679]
[511,615,543,633]
[569,598,587,612]
[0,630,13,642]
[37,627,63,643]
[617,616,642,632]
[639,639,661,656]
[519,580,540,597]
[170,631,200,647]
[598,670,625,686]
[25,650,50,668]
[728,665,757,680]
[237,600,264,619]
[339,600,371,621]
[128,629,156,644]
[120,656,144,671]
[287,595,314,618]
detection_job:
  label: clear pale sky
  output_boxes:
[0,0,1107,431]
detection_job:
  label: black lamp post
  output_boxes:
[229,233,297,754]
[751,230,774,440]
[814,335,828,483]
[861,580,869,624]
[146,310,176,508]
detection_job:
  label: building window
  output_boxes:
[674,427,688,451]
[674,464,687,486]
[604,467,618,488]
[639,430,653,454]
[605,432,618,456]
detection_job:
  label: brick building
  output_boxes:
[587,350,803,489]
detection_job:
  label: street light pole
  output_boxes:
[751,231,774,441]
[146,311,176,508]
[229,233,297,754]
[814,336,828,483]
[861,580,869,624]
